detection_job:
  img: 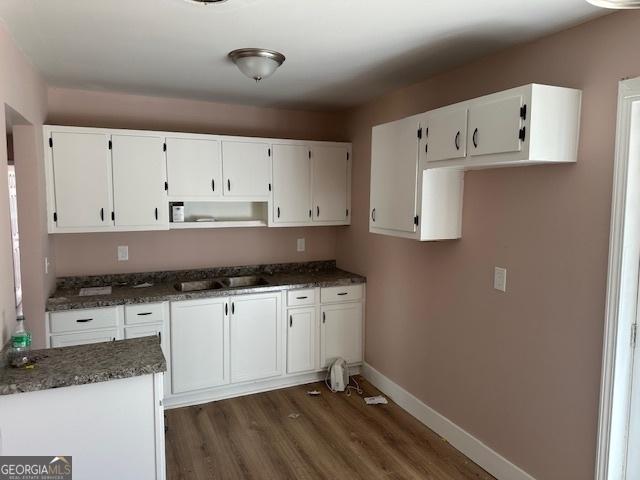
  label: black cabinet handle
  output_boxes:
[425,143,428,154]
[316,206,320,217]
[227,179,231,191]
[225,303,228,315]
[472,128,478,148]
[137,312,152,316]
[371,208,376,222]
[296,296,308,300]
[212,179,215,192]
[322,312,326,323]
[76,318,93,323]
[289,315,293,328]
[100,208,104,221]
[155,208,158,220]
[277,207,280,218]
[455,131,460,150]
[308,209,312,218]
[231,302,235,314]
[337,292,348,296]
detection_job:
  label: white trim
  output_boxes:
[362,363,535,480]
[596,76,640,480]
[164,365,361,409]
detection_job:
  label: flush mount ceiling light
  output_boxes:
[228,48,286,82]
[183,0,230,4]
[586,0,640,7]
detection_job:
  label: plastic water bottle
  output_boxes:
[8,316,32,367]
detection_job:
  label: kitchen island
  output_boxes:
[0,336,166,480]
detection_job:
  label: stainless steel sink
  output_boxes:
[174,279,223,292]
[220,275,269,288]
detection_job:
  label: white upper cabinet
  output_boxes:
[370,114,421,234]
[312,145,349,223]
[221,141,271,198]
[370,83,581,241]
[467,94,523,158]
[49,131,113,230]
[166,137,221,199]
[111,135,168,229]
[426,84,582,169]
[272,144,311,223]
[45,126,351,233]
[424,106,468,162]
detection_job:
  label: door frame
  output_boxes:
[596,76,640,480]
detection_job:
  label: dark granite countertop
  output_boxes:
[47,261,366,312]
[0,336,166,396]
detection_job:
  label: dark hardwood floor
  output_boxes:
[165,377,495,480]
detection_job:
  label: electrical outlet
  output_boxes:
[494,267,507,292]
[118,245,129,262]
[297,238,305,252]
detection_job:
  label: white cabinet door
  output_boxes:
[272,144,311,223]
[370,115,420,233]
[230,293,280,383]
[166,137,221,198]
[222,141,271,197]
[468,94,524,157]
[50,131,113,229]
[287,307,316,374]
[112,135,168,228]
[170,298,228,394]
[312,145,349,223]
[50,329,117,348]
[320,303,363,367]
[425,107,468,162]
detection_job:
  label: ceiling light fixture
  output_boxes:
[228,48,286,83]
[586,0,640,7]
[183,0,230,4]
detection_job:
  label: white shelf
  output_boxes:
[169,220,267,229]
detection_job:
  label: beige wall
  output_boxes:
[336,10,639,480]
[47,87,348,276]
[0,24,49,348]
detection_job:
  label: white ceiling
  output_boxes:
[0,0,605,110]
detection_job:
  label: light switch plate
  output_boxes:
[297,238,306,252]
[118,245,129,262]
[494,267,507,292]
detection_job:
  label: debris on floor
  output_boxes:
[306,390,321,396]
[288,413,301,419]
[364,395,388,405]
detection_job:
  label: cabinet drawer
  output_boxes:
[125,303,164,325]
[287,289,315,307]
[125,324,162,340]
[50,330,117,348]
[49,307,118,334]
[320,285,363,304]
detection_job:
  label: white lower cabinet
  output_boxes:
[286,307,317,374]
[320,302,363,367]
[229,292,281,383]
[170,298,229,394]
[46,285,364,407]
[50,329,118,348]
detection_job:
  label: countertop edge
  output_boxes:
[46,275,366,312]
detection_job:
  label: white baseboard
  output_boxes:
[361,363,535,480]
[164,365,361,410]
